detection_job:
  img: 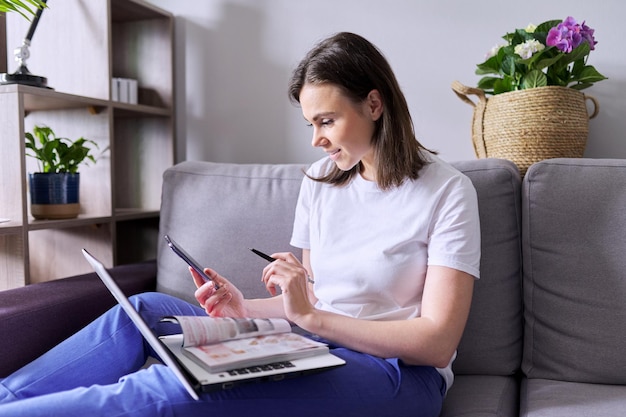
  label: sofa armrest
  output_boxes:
[0,260,157,377]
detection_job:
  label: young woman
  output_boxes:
[0,32,480,417]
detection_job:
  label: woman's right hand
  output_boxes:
[190,267,246,318]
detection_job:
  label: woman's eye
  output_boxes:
[305,119,333,128]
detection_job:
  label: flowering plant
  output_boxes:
[476,16,607,95]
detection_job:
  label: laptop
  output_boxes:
[82,249,345,399]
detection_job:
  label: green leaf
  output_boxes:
[570,58,585,77]
[570,82,593,91]
[568,42,591,62]
[551,42,590,73]
[477,76,498,90]
[521,70,547,89]
[535,20,562,35]
[493,77,515,94]
[521,46,560,71]
[510,28,534,46]
[502,55,517,77]
[476,55,501,75]
[0,0,47,20]
[575,65,608,85]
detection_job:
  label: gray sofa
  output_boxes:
[1,157,626,416]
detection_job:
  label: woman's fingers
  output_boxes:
[205,289,233,316]
[270,252,302,266]
[192,267,222,306]
[189,267,207,288]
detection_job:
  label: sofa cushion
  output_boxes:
[522,159,626,384]
[521,378,626,417]
[441,375,519,417]
[451,159,523,376]
[157,161,306,304]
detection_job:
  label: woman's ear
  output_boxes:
[366,89,384,121]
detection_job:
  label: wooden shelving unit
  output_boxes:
[0,0,175,289]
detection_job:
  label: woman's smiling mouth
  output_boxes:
[328,149,341,160]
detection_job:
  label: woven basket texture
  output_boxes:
[452,82,597,176]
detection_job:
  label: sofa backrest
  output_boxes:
[157,161,306,303]
[157,158,524,377]
[451,159,523,376]
[522,159,626,384]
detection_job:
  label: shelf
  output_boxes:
[1,0,175,289]
[0,84,171,116]
[27,215,112,231]
[111,0,170,22]
[115,208,160,221]
[0,220,22,235]
[113,101,171,117]
[5,84,108,112]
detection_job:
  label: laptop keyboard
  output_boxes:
[227,361,296,376]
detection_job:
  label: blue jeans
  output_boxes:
[0,292,445,417]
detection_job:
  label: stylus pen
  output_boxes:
[248,248,315,284]
[248,248,276,262]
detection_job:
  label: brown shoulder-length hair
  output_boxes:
[288,32,433,190]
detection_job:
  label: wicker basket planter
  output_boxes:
[452,81,598,176]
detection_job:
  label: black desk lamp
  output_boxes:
[0,0,50,88]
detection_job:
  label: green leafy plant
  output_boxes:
[25,125,100,174]
[0,0,47,20]
[476,16,607,95]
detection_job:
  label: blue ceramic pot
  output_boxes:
[29,173,80,219]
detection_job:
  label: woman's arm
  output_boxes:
[279,264,475,368]
[194,255,474,368]
[301,249,319,305]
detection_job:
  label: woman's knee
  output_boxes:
[129,292,176,310]
[128,292,204,324]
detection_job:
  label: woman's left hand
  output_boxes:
[261,252,314,323]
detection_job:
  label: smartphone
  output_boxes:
[164,235,219,289]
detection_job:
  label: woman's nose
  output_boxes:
[311,128,327,148]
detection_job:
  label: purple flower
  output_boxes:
[547,16,597,53]
[580,21,597,50]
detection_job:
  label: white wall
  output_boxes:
[147,0,626,166]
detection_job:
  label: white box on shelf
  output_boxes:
[111,78,120,101]
[111,77,138,104]
[128,79,138,104]
[119,78,129,103]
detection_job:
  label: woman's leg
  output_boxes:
[0,348,445,417]
[0,365,180,417]
[0,292,204,404]
[1,292,445,417]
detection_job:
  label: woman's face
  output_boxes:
[299,83,382,181]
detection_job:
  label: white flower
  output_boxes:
[485,43,505,59]
[525,23,537,33]
[514,39,545,59]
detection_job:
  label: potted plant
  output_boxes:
[452,16,608,176]
[25,125,100,219]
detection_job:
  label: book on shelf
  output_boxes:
[160,316,329,373]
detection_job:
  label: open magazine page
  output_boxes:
[183,332,329,373]
[161,316,292,347]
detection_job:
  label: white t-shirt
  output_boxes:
[289,153,481,391]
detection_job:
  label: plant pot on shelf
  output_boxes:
[29,172,80,219]
[452,82,599,176]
